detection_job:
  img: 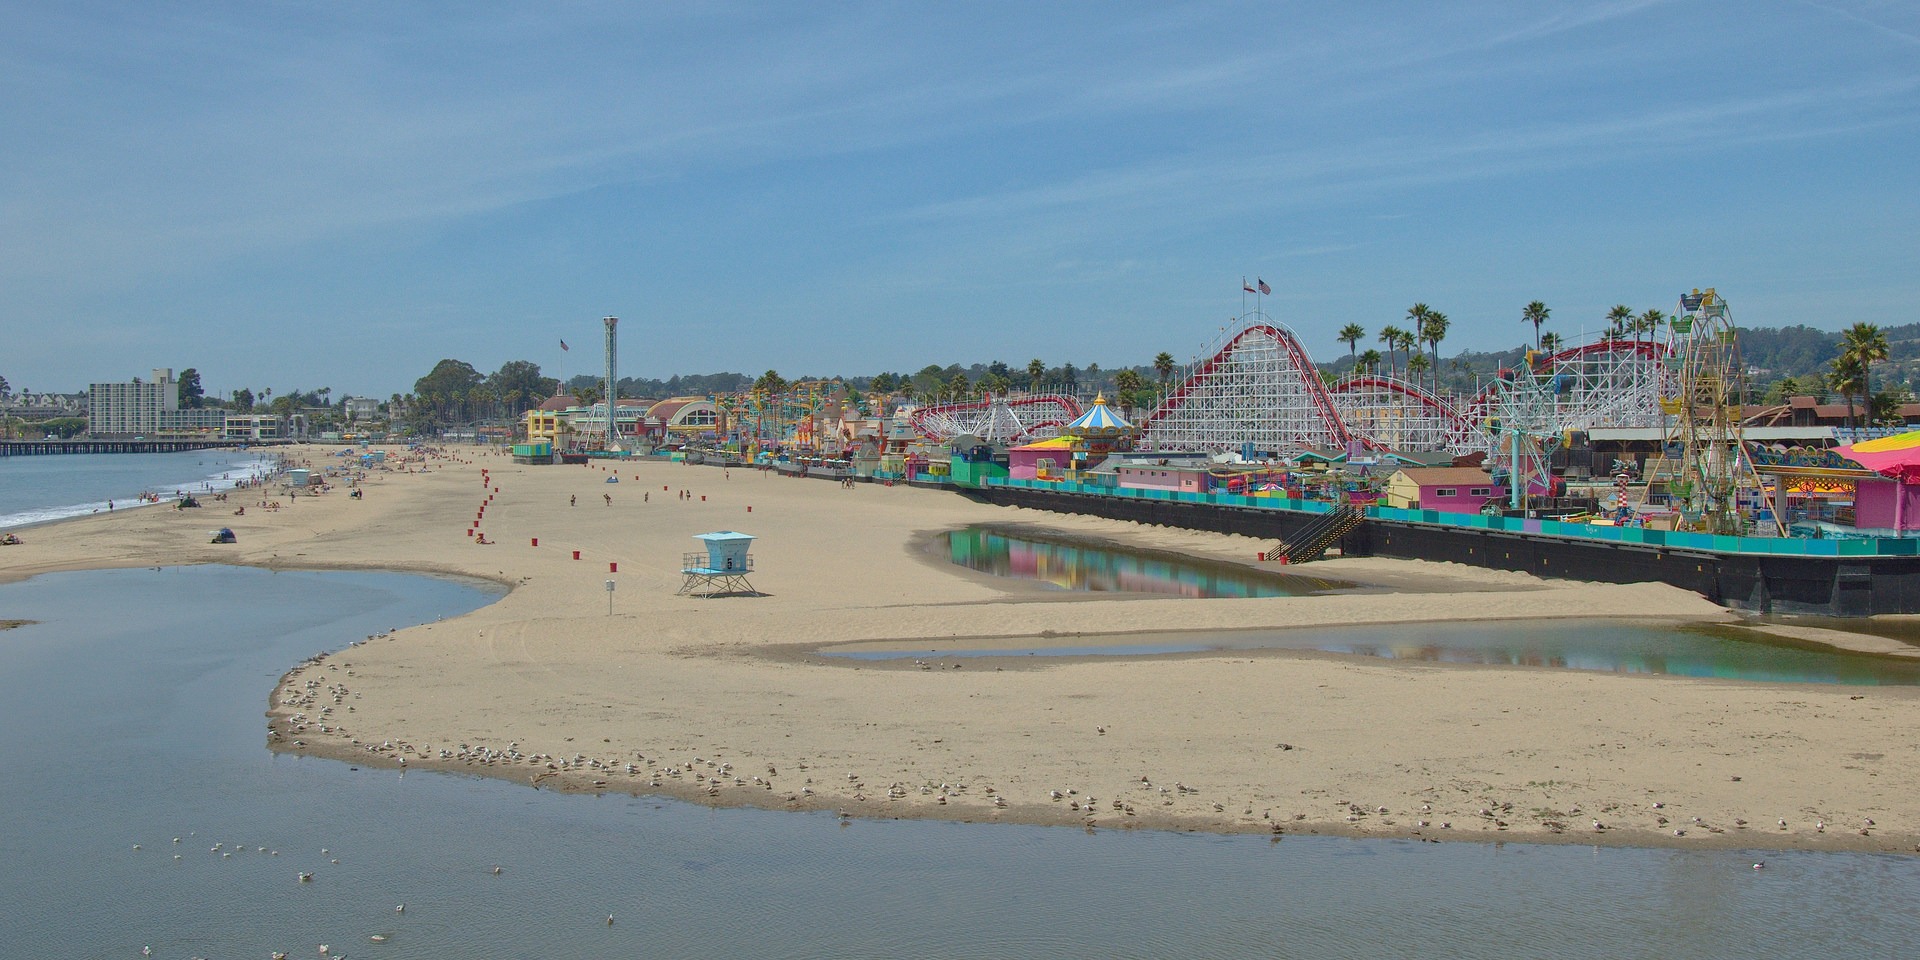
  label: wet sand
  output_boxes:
[7,444,1919,854]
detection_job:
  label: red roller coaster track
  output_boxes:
[1143,323,1352,449]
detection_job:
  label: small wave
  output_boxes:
[0,454,285,531]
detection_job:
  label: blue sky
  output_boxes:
[4,1,1917,400]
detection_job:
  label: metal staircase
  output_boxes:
[1264,505,1363,564]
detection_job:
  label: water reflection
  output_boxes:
[829,619,1920,686]
[945,526,1340,598]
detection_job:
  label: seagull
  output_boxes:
[492,865,502,875]
[395,904,404,913]
[606,914,615,926]
[298,872,314,882]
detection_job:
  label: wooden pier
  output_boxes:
[0,439,288,456]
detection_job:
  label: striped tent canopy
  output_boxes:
[1063,394,1135,437]
[1834,429,1920,483]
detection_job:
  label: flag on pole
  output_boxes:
[560,339,570,351]
[1243,279,1256,294]
[1258,279,1270,295]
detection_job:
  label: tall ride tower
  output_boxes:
[603,316,620,451]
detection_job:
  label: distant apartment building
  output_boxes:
[343,396,382,420]
[88,368,225,437]
[223,414,287,441]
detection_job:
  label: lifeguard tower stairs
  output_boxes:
[679,531,758,597]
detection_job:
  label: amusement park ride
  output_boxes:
[682,284,1772,532]
[1073,287,1761,527]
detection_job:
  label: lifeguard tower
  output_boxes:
[679,531,758,597]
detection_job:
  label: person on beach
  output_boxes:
[570,495,576,507]
[604,493,612,506]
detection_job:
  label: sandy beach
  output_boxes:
[7,445,1920,854]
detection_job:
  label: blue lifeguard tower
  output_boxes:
[679,531,758,597]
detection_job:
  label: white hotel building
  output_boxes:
[87,368,234,438]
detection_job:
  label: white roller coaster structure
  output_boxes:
[1141,312,1677,457]
[909,393,1083,445]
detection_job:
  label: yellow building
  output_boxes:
[523,394,577,446]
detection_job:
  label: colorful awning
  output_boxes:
[1834,430,1920,483]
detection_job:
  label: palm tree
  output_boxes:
[1522,301,1550,351]
[1378,325,1407,378]
[1835,322,1891,428]
[1394,328,1417,383]
[1027,358,1046,393]
[1357,349,1383,375]
[1152,352,1176,391]
[1539,331,1564,355]
[1605,304,1633,341]
[1831,354,1866,430]
[1403,304,1429,386]
[945,372,972,402]
[1765,375,1803,405]
[1337,323,1366,367]
[1419,309,1449,394]
[1406,354,1431,388]
[1111,369,1144,417]
[1633,309,1664,349]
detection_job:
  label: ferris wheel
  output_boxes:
[1662,288,1760,533]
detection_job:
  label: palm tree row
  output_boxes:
[1335,303,1452,393]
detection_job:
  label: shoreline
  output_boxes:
[0,448,288,534]
[8,444,1920,856]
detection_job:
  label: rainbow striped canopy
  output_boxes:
[1835,430,1920,482]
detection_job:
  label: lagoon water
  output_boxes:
[945,525,1341,598]
[4,564,1920,957]
[0,448,278,529]
[830,619,1920,686]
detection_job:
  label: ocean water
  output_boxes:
[3,564,1918,959]
[0,448,279,529]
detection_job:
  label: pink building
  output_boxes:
[1854,477,1920,532]
[1114,463,1215,493]
[1383,467,1506,513]
[1009,437,1081,480]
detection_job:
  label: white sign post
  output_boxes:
[604,579,615,616]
